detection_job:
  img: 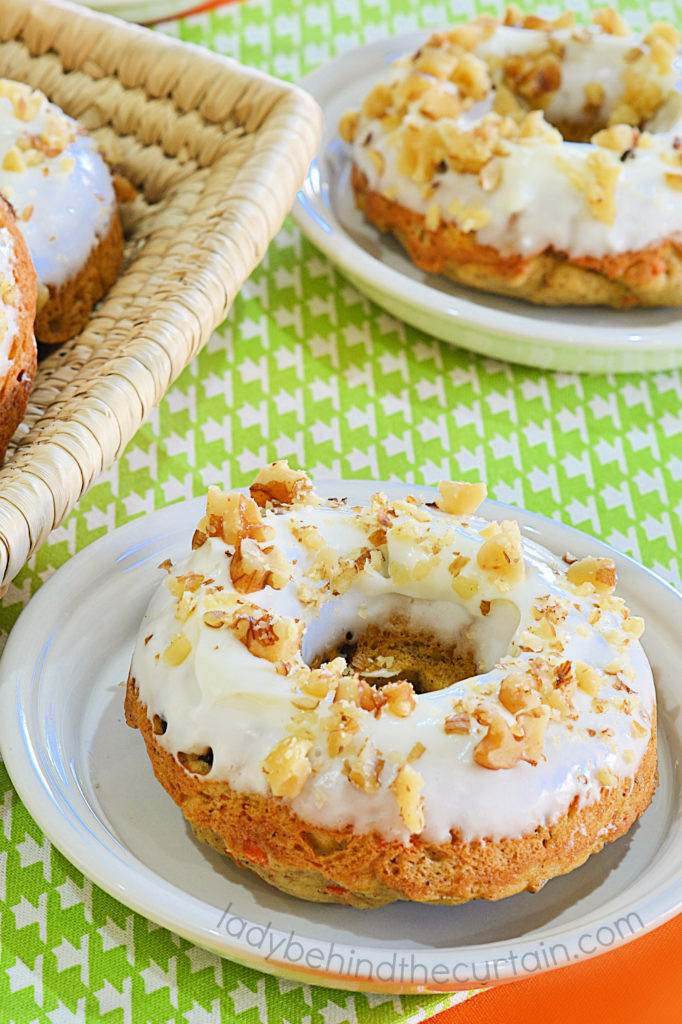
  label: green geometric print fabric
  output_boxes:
[2,0,682,1020]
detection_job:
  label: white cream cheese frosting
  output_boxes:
[0,225,21,377]
[130,465,655,847]
[0,79,117,290]
[344,11,682,260]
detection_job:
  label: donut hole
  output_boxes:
[317,619,477,693]
[304,593,520,695]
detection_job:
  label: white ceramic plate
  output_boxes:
[0,482,681,993]
[75,0,207,22]
[292,33,682,374]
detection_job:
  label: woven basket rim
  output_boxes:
[0,0,322,591]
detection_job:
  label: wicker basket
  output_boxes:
[0,0,321,589]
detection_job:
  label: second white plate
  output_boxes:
[292,33,682,374]
[1,482,681,992]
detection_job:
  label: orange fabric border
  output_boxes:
[429,913,682,1023]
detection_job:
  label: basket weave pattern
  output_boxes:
[0,0,321,587]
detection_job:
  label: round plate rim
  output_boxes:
[0,482,681,992]
[291,31,682,372]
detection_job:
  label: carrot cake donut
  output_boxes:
[0,79,123,343]
[125,462,657,907]
[0,194,36,463]
[340,8,682,307]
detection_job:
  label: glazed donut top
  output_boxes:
[0,79,117,294]
[341,8,682,259]
[131,463,655,845]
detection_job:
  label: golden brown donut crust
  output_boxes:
[34,207,123,345]
[125,672,658,908]
[352,166,682,309]
[0,195,36,463]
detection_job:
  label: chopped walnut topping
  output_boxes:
[339,109,359,143]
[419,86,462,121]
[367,148,385,177]
[437,479,487,516]
[450,52,491,103]
[392,497,432,522]
[334,675,360,705]
[584,81,606,110]
[644,24,679,76]
[250,460,316,508]
[0,80,44,122]
[498,671,541,713]
[2,146,26,173]
[583,150,620,226]
[175,591,198,622]
[596,766,618,787]
[448,554,469,578]
[230,538,291,594]
[229,607,303,669]
[167,572,204,597]
[299,662,343,699]
[162,633,192,666]
[451,575,479,599]
[444,712,471,734]
[592,123,639,152]
[198,487,274,547]
[517,110,561,144]
[344,739,385,792]
[566,556,617,593]
[631,719,648,739]
[326,703,360,756]
[291,694,320,711]
[517,706,551,765]
[289,519,326,551]
[408,741,426,762]
[383,680,417,718]
[262,736,312,798]
[202,608,232,629]
[473,701,549,769]
[622,615,645,639]
[477,519,524,591]
[501,48,562,109]
[391,761,425,833]
[592,7,630,36]
[665,173,682,192]
[362,82,394,119]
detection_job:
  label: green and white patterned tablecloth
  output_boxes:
[2,0,682,1020]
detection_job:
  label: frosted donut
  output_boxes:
[0,79,123,344]
[0,195,36,464]
[340,8,682,308]
[126,462,657,907]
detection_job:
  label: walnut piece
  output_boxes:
[230,538,292,594]
[162,632,192,666]
[383,680,417,718]
[391,761,425,834]
[473,702,549,769]
[250,460,315,507]
[262,736,312,797]
[229,606,304,668]
[566,555,617,593]
[194,487,274,548]
[498,671,541,713]
[437,479,487,515]
[343,739,385,793]
[476,519,525,591]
